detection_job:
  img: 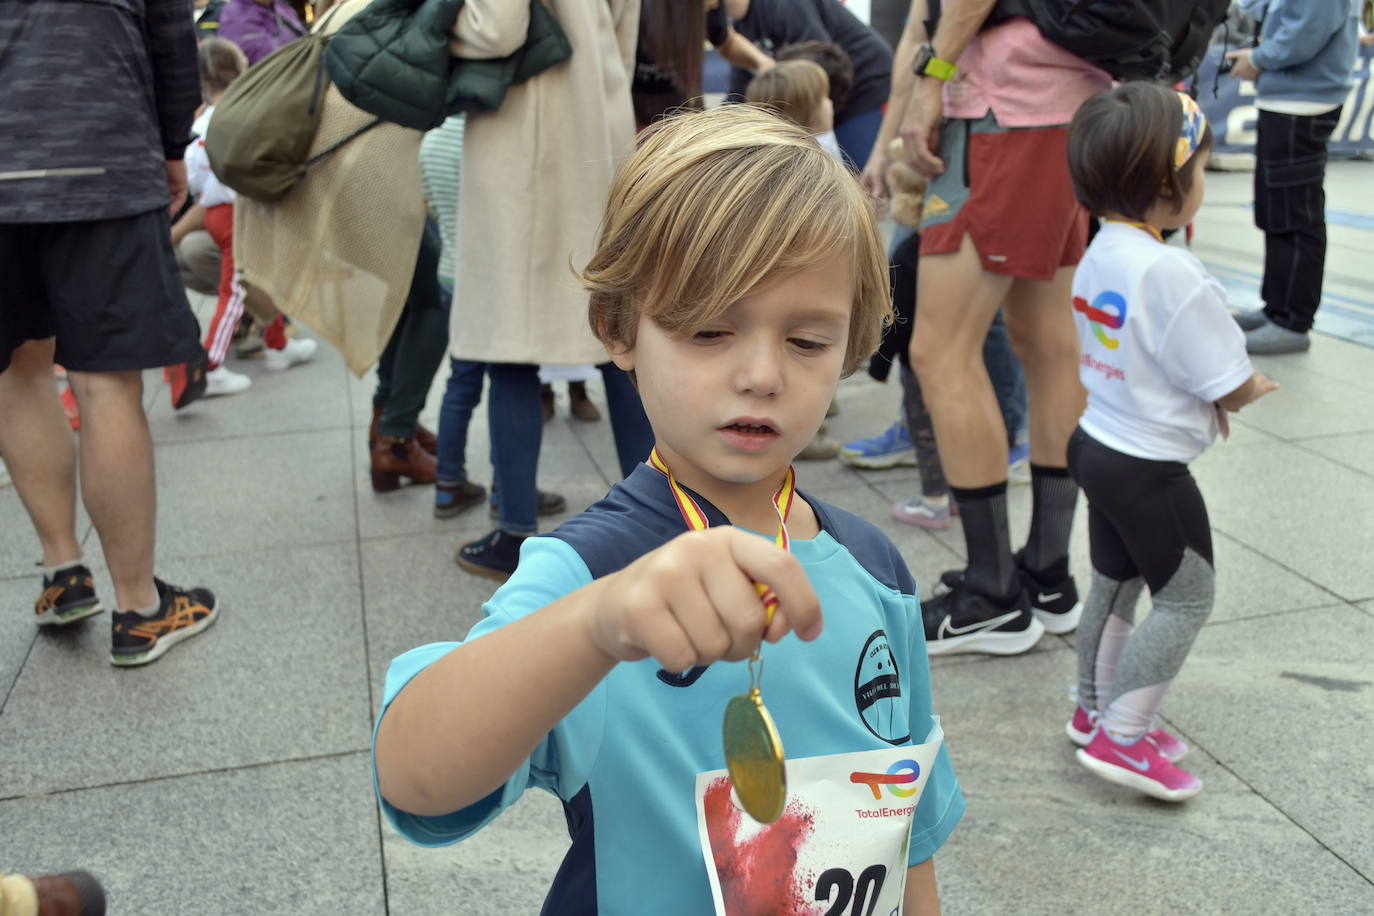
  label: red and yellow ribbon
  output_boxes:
[646,446,795,622]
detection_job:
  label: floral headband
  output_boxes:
[1175,92,1207,169]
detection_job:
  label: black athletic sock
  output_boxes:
[1023,464,1078,583]
[949,482,1016,601]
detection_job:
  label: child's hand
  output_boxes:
[1251,372,1279,401]
[582,528,823,673]
[1218,370,1279,411]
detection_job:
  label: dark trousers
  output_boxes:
[373,221,449,437]
[1255,107,1342,334]
[485,361,653,535]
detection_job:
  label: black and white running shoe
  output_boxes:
[1020,565,1082,635]
[922,581,1044,657]
[938,551,1083,636]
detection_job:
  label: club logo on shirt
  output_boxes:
[1073,290,1129,350]
[854,630,908,745]
[850,758,921,800]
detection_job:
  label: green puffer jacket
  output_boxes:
[324,0,572,131]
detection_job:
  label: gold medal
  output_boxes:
[647,448,796,825]
[722,588,787,823]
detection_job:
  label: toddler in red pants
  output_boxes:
[166,37,315,407]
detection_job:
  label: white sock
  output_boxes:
[41,558,84,579]
[1102,680,1172,744]
[125,598,160,618]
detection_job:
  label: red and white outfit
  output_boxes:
[184,106,285,368]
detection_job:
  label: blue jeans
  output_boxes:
[478,361,653,535]
[436,354,486,486]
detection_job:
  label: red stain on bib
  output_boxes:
[703,776,818,915]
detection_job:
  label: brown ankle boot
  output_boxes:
[370,407,438,456]
[370,435,437,492]
[568,381,600,422]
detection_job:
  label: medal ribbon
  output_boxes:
[646,446,795,619]
[1106,218,1164,243]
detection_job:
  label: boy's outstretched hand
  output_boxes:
[582,528,824,674]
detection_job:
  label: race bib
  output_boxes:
[695,719,944,916]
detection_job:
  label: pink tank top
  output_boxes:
[943,18,1111,128]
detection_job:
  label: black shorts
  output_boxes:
[0,208,203,374]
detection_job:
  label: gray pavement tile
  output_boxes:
[1193,442,1374,601]
[0,752,384,916]
[382,789,567,916]
[356,473,479,544]
[1282,333,1374,394]
[1207,531,1339,622]
[0,578,39,707]
[145,332,352,444]
[1163,604,1374,880]
[361,531,503,717]
[1219,413,1282,446]
[930,645,1374,915]
[1229,356,1374,440]
[1297,431,1374,480]
[0,543,371,797]
[152,428,356,561]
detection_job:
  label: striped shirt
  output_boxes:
[419,116,466,289]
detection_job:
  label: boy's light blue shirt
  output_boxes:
[372,465,964,914]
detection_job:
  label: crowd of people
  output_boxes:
[0,0,1364,910]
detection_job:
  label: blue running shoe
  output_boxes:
[840,420,916,469]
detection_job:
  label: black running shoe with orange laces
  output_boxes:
[110,579,218,667]
[34,563,104,626]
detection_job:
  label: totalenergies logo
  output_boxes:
[1073,291,1128,350]
[850,759,920,800]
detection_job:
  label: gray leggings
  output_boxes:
[1067,429,1215,721]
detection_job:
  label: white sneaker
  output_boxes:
[204,366,252,397]
[264,337,317,371]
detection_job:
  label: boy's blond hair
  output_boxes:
[583,105,891,376]
[743,59,830,131]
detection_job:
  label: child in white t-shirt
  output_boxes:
[1062,83,1278,802]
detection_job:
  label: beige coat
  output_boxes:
[448,0,640,364]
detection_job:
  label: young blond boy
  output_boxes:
[372,105,963,914]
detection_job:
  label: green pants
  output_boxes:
[373,221,448,438]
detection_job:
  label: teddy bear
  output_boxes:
[884,137,927,228]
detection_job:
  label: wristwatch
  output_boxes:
[912,42,957,81]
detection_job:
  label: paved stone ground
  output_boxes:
[2,165,1372,914]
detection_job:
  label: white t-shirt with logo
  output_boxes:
[1072,223,1253,462]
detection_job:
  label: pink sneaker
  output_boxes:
[891,496,952,530]
[1076,728,1202,802]
[1065,706,1189,763]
